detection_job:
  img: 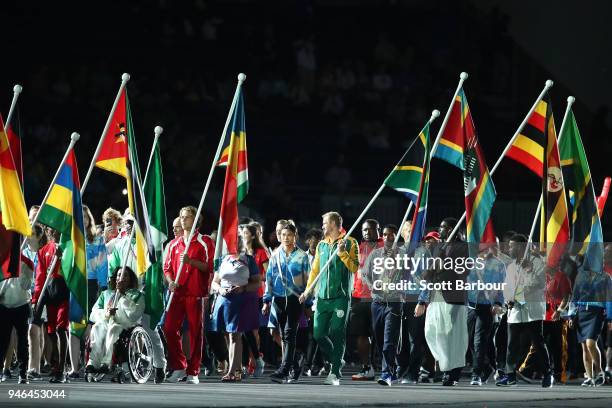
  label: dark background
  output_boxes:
[2,0,611,244]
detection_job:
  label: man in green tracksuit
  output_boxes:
[300,212,359,386]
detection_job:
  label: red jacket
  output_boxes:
[353,239,384,299]
[33,242,62,304]
[164,230,214,298]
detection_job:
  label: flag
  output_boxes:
[143,138,167,329]
[406,123,431,249]
[215,87,248,258]
[559,109,603,272]
[95,89,155,276]
[506,97,548,177]
[0,108,27,281]
[37,149,88,332]
[433,89,496,249]
[384,128,427,205]
[539,94,570,267]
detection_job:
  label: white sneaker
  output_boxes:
[186,375,199,384]
[253,357,265,378]
[166,369,186,383]
[324,373,340,386]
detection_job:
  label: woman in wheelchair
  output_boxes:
[86,266,145,381]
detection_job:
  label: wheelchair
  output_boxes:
[85,325,154,384]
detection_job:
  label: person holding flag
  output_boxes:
[299,212,359,386]
[163,206,214,384]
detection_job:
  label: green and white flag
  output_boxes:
[143,138,167,329]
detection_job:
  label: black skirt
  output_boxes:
[576,306,605,343]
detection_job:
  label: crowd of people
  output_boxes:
[1,205,611,390]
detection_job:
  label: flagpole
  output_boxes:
[5,84,23,130]
[302,109,441,297]
[430,72,468,156]
[143,126,163,184]
[445,79,555,242]
[20,132,81,251]
[166,73,246,312]
[111,225,137,310]
[80,73,131,196]
[393,202,414,247]
[523,95,575,259]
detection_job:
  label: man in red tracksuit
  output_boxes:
[163,206,214,384]
[32,228,69,383]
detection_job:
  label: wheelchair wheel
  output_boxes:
[128,326,154,383]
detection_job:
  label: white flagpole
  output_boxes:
[166,73,246,312]
[393,202,414,247]
[142,126,163,185]
[523,95,575,259]
[111,226,137,310]
[5,84,23,131]
[445,80,555,242]
[302,110,441,297]
[430,72,468,156]
[20,133,81,251]
[80,73,131,196]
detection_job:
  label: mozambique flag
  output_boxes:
[559,109,603,272]
[214,87,248,258]
[384,127,427,205]
[95,89,155,276]
[433,89,496,248]
[0,109,28,281]
[506,96,548,177]
[539,95,570,267]
[143,138,167,329]
[406,122,431,248]
[37,149,88,332]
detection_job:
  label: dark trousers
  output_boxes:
[0,304,30,377]
[494,313,508,371]
[467,304,494,377]
[506,320,551,375]
[396,302,425,379]
[371,301,401,376]
[273,295,303,375]
[521,320,565,378]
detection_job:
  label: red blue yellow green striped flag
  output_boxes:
[37,148,88,332]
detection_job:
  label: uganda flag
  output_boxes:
[95,89,155,276]
[37,149,88,331]
[405,122,431,249]
[434,89,496,249]
[538,95,570,267]
[506,96,548,177]
[0,108,28,281]
[215,87,248,258]
[559,108,603,272]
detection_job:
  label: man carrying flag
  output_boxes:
[432,88,501,385]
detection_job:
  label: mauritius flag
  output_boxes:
[434,89,496,248]
[95,88,155,276]
[214,87,248,259]
[37,148,88,332]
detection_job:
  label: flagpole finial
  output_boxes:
[154,126,164,136]
[121,73,131,83]
[431,109,440,120]
[460,72,468,80]
[238,73,246,83]
[13,84,23,94]
[71,132,80,142]
[545,79,554,88]
[567,96,576,104]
